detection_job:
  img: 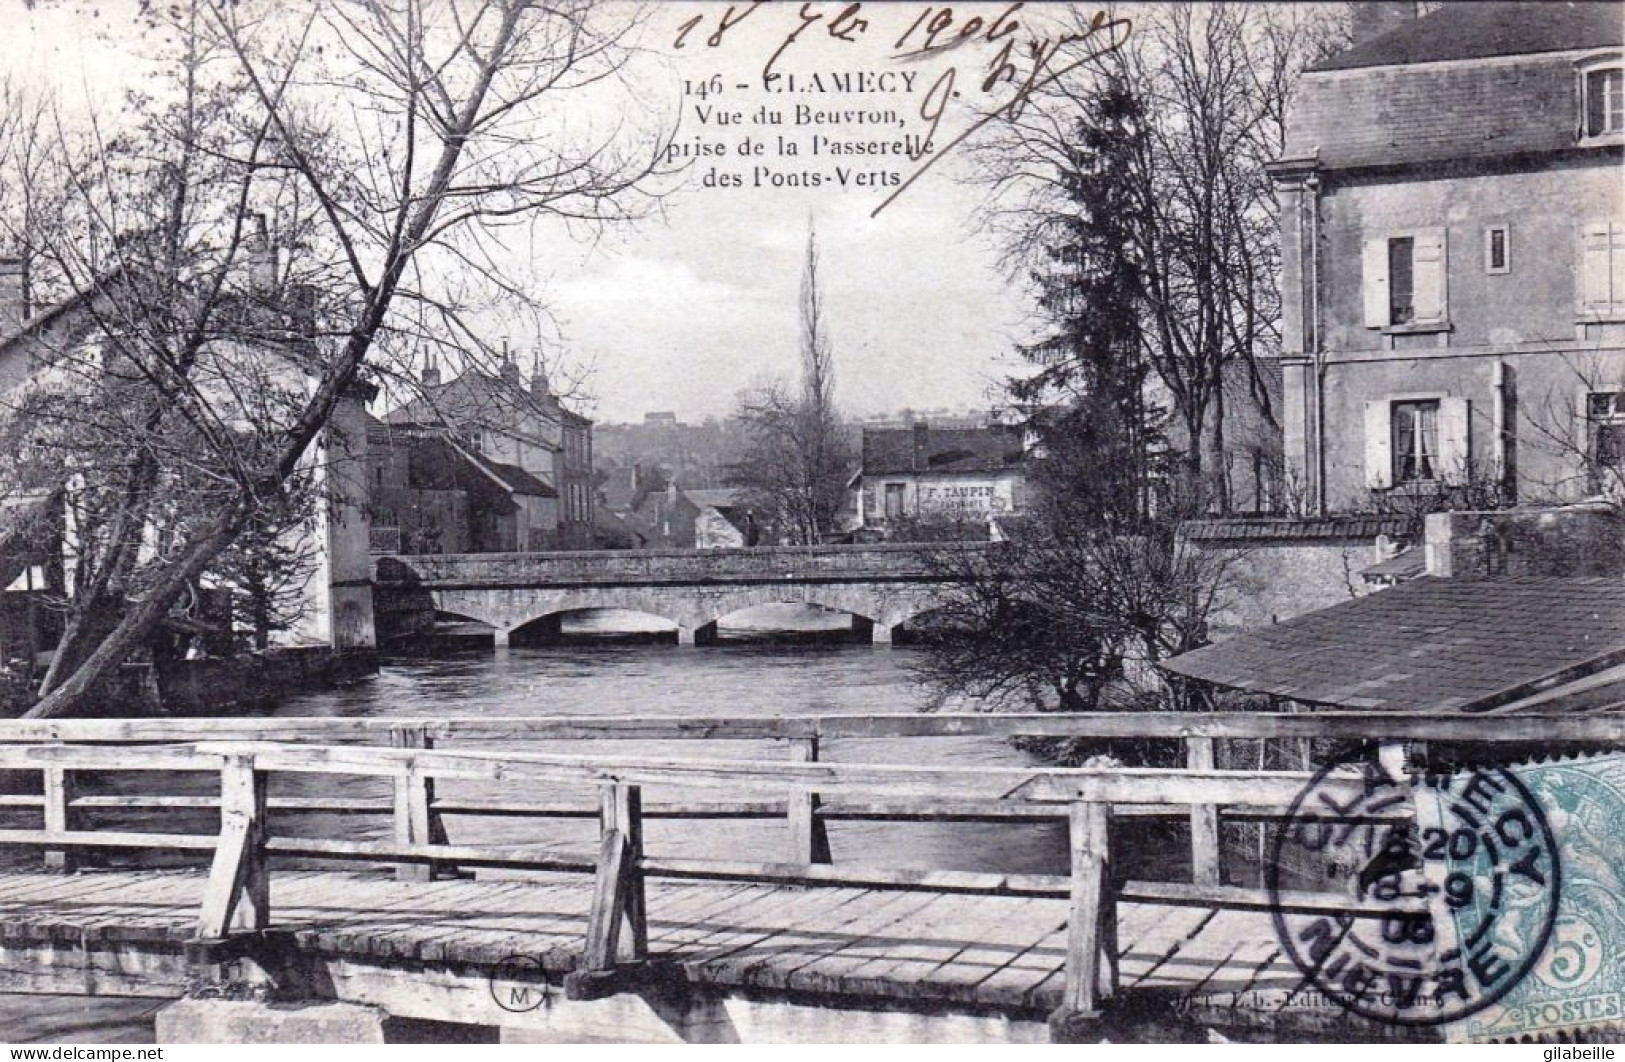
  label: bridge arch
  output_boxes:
[508,606,681,646]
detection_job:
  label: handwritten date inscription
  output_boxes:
[672,2,1132,216]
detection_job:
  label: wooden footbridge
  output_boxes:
[0,712,1617,1043]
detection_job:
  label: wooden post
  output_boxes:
[1186,736,1221,886]
[604,782,646,962]
[787,736,832,864]
[567,782,646,1000]
[1051,800,1114,1040]
[42,765,75,873]
[196,754,268,939]
[390,725,447,881]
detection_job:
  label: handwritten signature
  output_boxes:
[672,2,1133,217]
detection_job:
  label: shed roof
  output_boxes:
[1310,2,1622,73]
[1161,576,1625,711]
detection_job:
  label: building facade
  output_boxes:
[365,420,559,554]
[0,256,376,653]
[1271,2,1625,514]
[852,423,1027,538]
[384,358,594,549]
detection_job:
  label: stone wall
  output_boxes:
[1184,516,1415,638]
[1424,504,1625,577]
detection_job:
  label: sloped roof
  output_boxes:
[464,450,556,498]
[684,487,746,510]
[1311,2,1622,73]
[1361,546,1428,583]
[385,368,581,441]
[861,425,1024,477]
[1162,576,1625,711]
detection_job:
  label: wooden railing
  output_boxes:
[0,712,1620,1028]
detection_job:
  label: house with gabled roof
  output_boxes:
[365,418,559,554]
[385,356,594,548]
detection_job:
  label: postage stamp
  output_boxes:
[1444,753,1625,1043]
[1268,749,1562,1030]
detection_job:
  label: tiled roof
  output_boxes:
[460,449,556,498]
[385,368,583,437]
[861,426,1024,477]
[1182,516,1413,542]
[1311,2,1622,73]
[1162,576,1625,711]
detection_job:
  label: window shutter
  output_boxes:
[1438,397,1471,481]
[1364,401,1393,489]
[1611,223,1625,311]
[1362,238,1389,328]
[1579,221,1614,311]
[1578,390,1596,471]
[1412,228,1448,323]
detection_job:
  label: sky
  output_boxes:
[3,1,1048,425]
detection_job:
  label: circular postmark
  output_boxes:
[488,953,551,1014]
[1267,750,1561,1027]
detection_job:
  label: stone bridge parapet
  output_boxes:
[372,543,987,645]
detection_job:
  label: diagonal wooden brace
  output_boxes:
[196,755,269,941]
[565,783,648,1000]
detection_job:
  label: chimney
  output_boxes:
[1352,2,1417,45]
[422,352,441,389]
[530,353,550,398]
[912,421,929,471]
[247,213,277,294]
[499,338,521,387]
[0,256,28,335]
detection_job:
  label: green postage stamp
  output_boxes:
[1428,753,1625,1043]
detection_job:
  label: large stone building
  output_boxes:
[1271,1,1625,514]
[382,357,594,550]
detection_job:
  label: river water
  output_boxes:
[2,615,1103,1043]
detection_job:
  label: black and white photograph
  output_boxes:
[0,0,1621,1047]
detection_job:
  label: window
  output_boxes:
[1578,220,1625,318]
[1584,66,1624,137]
[1363,396,1470,490]
[1485,226,1510,275]
[884,482,905,520]
[1585,392,1625,484]
[1388,237,1415,324]
[1363,229,1447,329]
[1391,400,1439,483]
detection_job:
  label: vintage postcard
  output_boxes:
[0,0,1621,1049]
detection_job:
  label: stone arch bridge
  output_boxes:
[373,542,987,645]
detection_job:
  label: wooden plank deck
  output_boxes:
[0,867,1315,1021]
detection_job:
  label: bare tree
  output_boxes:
[971,3,1341,511]
[911,456,1240,714]
[2,0,673,718]
[729,223,851,544]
